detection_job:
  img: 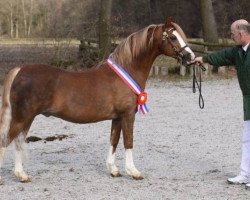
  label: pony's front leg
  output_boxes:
[122,114,143,180]
[106,118,122,177]
[14,134,31,183]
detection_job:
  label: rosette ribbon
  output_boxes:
[107,56,149,115]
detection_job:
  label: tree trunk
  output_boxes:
[27,0,33,36]
[98,0,112,61]
[200,0,218,44]
[10,2,14,38]
[15,20,19,39]
[21,0,27,36]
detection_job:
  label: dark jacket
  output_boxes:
[203,45,250,120]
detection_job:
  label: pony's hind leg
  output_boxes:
[7,117,33,183]
[106,118,122,177]
[0,67,21,184]
[14,132,31,183]
[0,105,11,185]
[0,121,8,185]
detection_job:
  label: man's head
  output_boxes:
[230,19,250,46]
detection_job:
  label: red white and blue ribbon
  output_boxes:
[107,56,149,115]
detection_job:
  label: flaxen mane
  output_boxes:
[111,22,187,68]
[111,25,157,67]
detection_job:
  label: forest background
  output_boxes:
[0,0,249,39]
[0,0,249,76]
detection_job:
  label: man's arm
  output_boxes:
[194,47,237,67]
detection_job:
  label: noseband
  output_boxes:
[162,27,206,109]
[162,28,188,62]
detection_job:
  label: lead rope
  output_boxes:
[192,63,206,109]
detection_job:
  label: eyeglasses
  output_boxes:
[231,32,240,38]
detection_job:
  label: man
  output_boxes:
[194,19,250,189]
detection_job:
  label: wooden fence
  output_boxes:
[150,40,235,77]
[81,38,236,77]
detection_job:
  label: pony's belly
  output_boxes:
[54,113,116,124]
[49,106,117,124]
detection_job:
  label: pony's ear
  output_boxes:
[164,17,174,28]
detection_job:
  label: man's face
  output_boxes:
[230,24,244,45]
[231,28,242,45]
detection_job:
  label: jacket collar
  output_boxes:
[242,42,250,52]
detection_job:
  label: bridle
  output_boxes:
[191,63,206,109]
[162,27,188,63]
[162,27,206,109]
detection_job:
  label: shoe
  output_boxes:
[227,175,250,184]
[246,183,250,190]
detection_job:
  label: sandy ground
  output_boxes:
[0,77,250,200]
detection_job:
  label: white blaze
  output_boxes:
[173,30,195,60]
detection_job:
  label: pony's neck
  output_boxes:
[111,24,162,89]
[125,37,161,89]
[128,50,159,89]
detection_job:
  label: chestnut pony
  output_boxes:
[0,18,194,184]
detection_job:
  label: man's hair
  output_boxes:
[237,23,250,34]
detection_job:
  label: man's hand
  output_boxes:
[193,56,203,64]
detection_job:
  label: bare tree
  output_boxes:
[0,0,248,39]
[98,0,113,60]
[21,0,27,36]
[10,2,14,38]
[27,0,33,36]
[199,0,218,43]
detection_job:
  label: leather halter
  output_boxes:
[162,27,187,62]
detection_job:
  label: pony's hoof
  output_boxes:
[20,177,31,183]
[15,171,31,183]
[111,171,122,177]
[125,167,143,180]
[132,174,144,180]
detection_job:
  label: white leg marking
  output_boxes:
[0,148,6,184]
[14,150,30,182]
[0,67,20,184]
[125,149,142,179]
[106,146,120,176]
[14,135,30,182]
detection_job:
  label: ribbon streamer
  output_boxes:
[107,57,149,115]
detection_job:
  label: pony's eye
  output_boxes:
[170,35,177,41]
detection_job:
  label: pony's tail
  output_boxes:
[0,67,21,147]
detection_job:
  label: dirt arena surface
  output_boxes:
[0,77,250,199]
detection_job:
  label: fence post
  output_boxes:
[218,66,226,75]
[180,65,186,76]
[154,66,160,76]
[161,66,168,76]
[149,67,154,77]
[189,66,193,76]
[203,63,209,76]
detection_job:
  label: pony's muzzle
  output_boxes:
[181,51,192,65]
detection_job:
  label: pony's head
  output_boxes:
[159,17,195,65]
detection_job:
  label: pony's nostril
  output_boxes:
[183,53,191,61]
